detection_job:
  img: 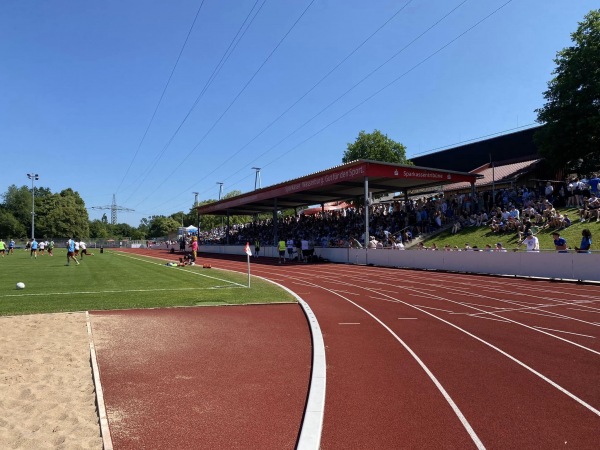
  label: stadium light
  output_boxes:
[26,173,39,240]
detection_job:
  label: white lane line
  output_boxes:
[415,305,456,313]
[569,308,600,314]
[292,278,485,449]
[287,270,600,417]
[468,316,511,323]
[533,327,596,339]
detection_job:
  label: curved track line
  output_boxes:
[284,275,486,449]
[315,267,600,355]
[287,270,600,417]
[114,250,326,449]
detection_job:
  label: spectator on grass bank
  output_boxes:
[575,229,592,253]
[495,242,507,252]
[552,231,568,253]
[522,230,539,252]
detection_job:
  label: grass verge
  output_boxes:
[0,249,294,316]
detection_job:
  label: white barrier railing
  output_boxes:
[198,245,600,282]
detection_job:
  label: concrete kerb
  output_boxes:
[86,311,113,450]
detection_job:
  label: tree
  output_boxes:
[535,9,600,173]
[0,209,27,238]
[342,130,411,164]
[148,216,180,238]
[35,188,90,238]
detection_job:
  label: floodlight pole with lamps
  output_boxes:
[27,173,39,239]
[216,182,224,231]
[251,167,261,190]
[193,192,199,238]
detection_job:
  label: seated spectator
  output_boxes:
[495,242,507,252]
[579,195,600,222]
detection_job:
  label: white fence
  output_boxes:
[199,245,600,282]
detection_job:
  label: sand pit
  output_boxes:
[0,312,102,449]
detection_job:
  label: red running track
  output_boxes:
[94,248,600,449]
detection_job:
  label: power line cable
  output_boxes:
[162,0,471,207]
[200,0,516,200]
[115,0,207,195]
[154,0,515,214]
[131,0,317,209]
[121,0,266,203]
[257,0,516,171]
[409,123,538,157]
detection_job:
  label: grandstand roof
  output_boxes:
[410,126,541,172]
[441,159,542,192]
[196,160,481,216]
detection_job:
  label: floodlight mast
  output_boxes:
[251,167,261,190]
[26,173,39,239]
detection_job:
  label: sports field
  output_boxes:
[0,249,294,315]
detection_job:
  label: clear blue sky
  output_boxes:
[1,0,596,226]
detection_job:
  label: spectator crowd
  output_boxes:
[197,173,599,252]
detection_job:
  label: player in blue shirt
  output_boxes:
[66,238,80,265]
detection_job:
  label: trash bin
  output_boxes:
[100,246,104,254]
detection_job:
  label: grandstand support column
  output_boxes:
[273,198,278,246]
[364,177,370,250]
[470,182,476,205]
[226,211,230,245]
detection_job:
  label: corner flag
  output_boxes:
[245,242,252,256]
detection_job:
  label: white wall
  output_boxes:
[199,245,600,282]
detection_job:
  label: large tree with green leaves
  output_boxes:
[342,130,411,164]
[35,188,90,238]
[535,9,600,173]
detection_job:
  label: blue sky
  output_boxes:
[1,0,596,226]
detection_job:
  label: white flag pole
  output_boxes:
[247,253,251,288]
[245,242,252,288]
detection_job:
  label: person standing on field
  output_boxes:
[278,239,286,263]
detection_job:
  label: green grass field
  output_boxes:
[0,249,294,316]
[424,207,599,251]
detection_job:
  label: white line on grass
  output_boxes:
[0,286,246,299]
[113,252,247,288]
